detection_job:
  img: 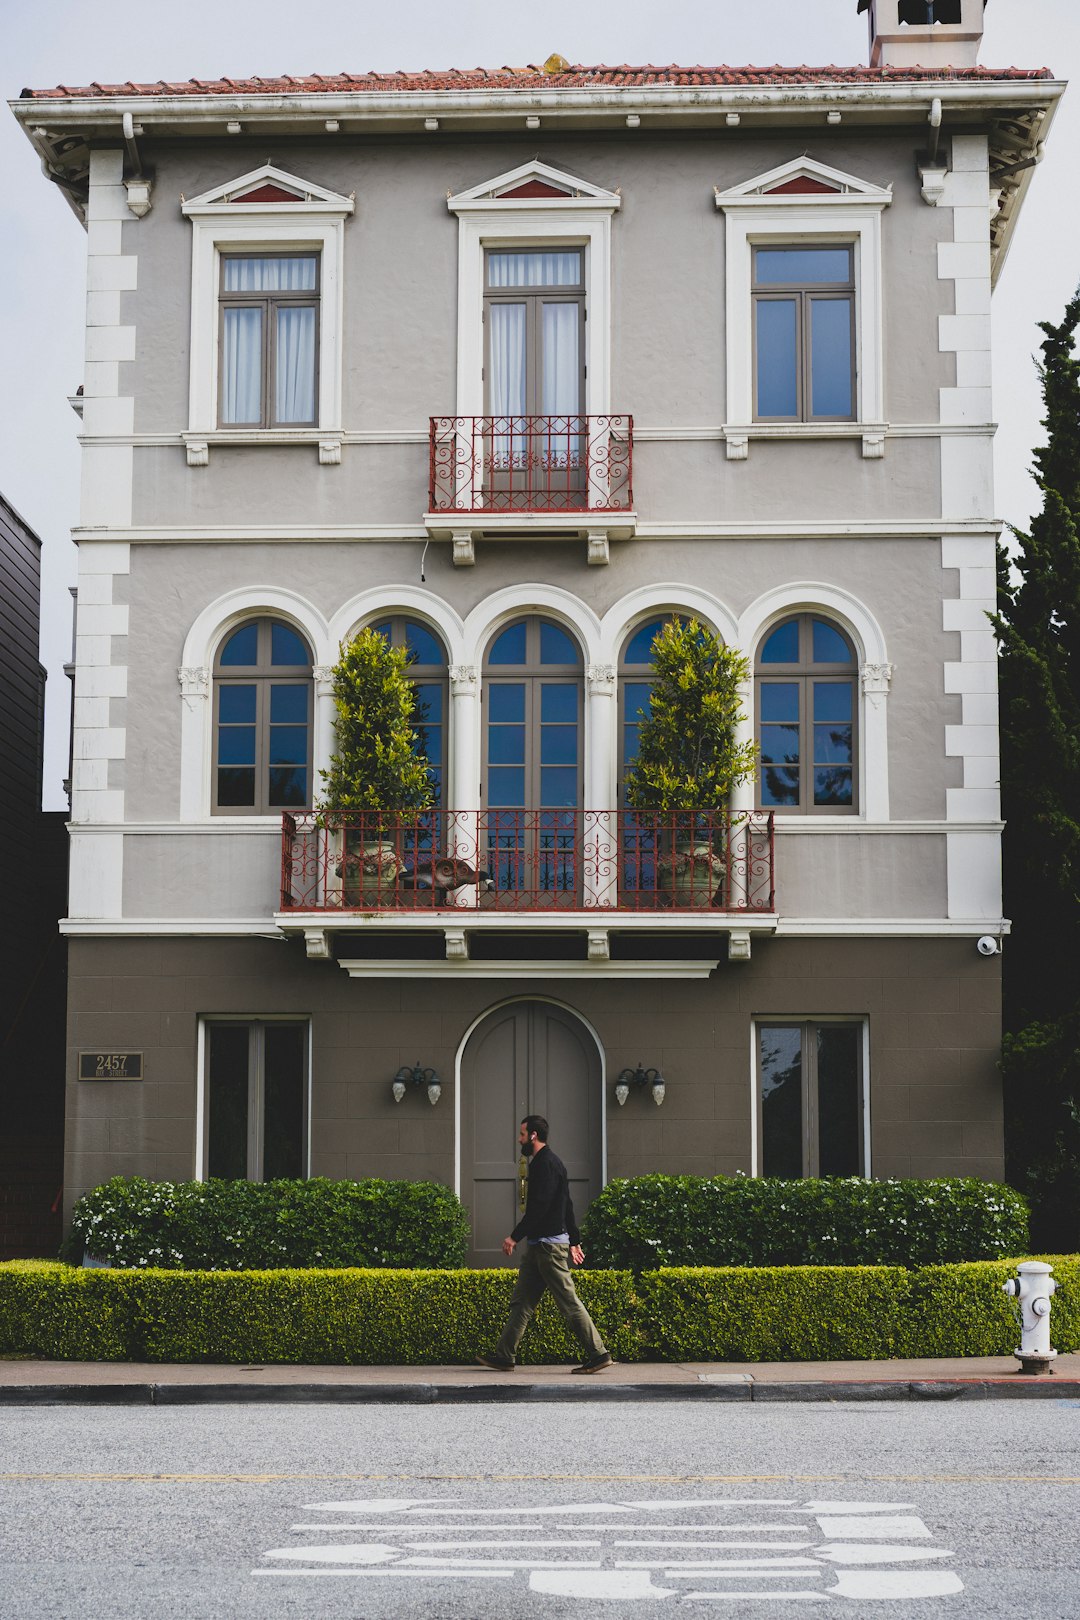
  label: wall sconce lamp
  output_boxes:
[392,1062,442,1106]
[615,1063,666,1107]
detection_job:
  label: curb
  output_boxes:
[1,1377,1078,1406]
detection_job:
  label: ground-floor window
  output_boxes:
[200,1019,308,1180]
[755,1019,866,1177]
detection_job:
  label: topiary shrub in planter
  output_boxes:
[580,1173,1030,1269]
[64,1176,471,1271]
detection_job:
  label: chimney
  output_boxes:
[860,0,987,69]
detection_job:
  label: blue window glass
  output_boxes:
[488,767,526,806]
[810,299,853,418]
[756,299,798,417]
[813,683,853,724]
[268,726,307,764]
[218,685,257,723]
[405,621,445,666]
[269,685,307,723]
[218,727,256,765]
[540,684,577,723]
[760,620,800,664]
[812,619,851,664]
[270,623,309,666]
[488,726,526,764]
[755,247,851,285]
[760,683,800,723]
[760,1025,804,1177]
[269,767,307,807]
[814,766,853,806]
[488,622,528,664]
[540,726,577,765]
[540,767,578,806]
[219,624,258,665]
[624,619,666,665]
[540,622,580,665]
[759,725,801,766]
[489,684,525,722]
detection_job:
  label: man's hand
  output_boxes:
[570,1245,584,1267]
[502,1236,517,1257]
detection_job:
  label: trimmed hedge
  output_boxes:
[2,1256,1076,1364]
[65,1176,471,1270]
[580,1174,1030,1268]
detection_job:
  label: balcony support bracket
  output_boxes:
[451,528,477,567]
[728,928,752,962]
[304,928,330,960]
[587,929,610,962]
[586,530,610,566]
[444,927,470,961]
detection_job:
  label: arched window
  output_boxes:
[372,617,448,806]
[213,618,312,814]
[482,617,583,898]
[756,614,857,812]
[617,614,688,803]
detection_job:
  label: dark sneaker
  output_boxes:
[474,1355,515,1371]
[571,1352,613,1375]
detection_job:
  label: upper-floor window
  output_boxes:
[484,249,585,419]
[219,253,320,427]
[756,614,857,812]
[213,617,312,814]
[753,246,855,422]
[373,617,448,806]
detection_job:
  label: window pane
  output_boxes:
[814,766,853,806]
[540,683,577,721]
[224,255,317,292]
[814,723,852,765]
[761,766,800,807]
[760,1026,803,1177]
[269,684,308,722]
[268,725,307,764]
[540,623,580,665]
[488,766,526,805]
[810,297,854,417]
[263,1024,306,1181]
[488,683,525,721]
[489,304,527,420]
[540,766,578,806]
[540,725,577,764]
[488,250,582,287]
[755,247,851,285]
[218,685,257,723]
[760,723,801,766]
[488,725,526,764]
[760,620,800,664]
[405,622,445,666]
[271,623,309,666]
[218,726,256,765]
[217,766,255,807]
[542,303,581,418]
[275,306,316,422]
[221,307,263,423]
[760,682,800,723]
[415,683,443,724]
[269,766,308,807]
[207,1025,249,1179]
[623,682,652,723]
[812,619,852,664]
[488,624,527,665]
[756,299,798,416]
[817,1025,862,1176]
[219,624,258,666]
[814,683,853,723]
[625,620,666,665]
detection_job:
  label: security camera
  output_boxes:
[977,935,1001,956]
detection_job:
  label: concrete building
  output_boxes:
[11,1,1062,1261]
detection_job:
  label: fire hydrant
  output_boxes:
[1003,1260,1058,1375]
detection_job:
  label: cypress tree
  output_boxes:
[993,292,1080,1244]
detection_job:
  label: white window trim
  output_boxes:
[182,166,354,458]
[716,158,891,454]
[448,161,620,416]
[750,1015,871,1179]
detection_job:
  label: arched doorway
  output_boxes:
[459,999,603,1267]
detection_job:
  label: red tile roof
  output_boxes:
[19,63,1054,99]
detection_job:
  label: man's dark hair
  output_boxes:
[522,1114,549,1142]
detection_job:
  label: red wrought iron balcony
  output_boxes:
[426,416,635,564]
[280,809,774,915]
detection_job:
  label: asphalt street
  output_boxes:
[0,1399,1077,1618]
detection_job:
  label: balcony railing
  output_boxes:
[281,810,774,914]
[428,415,633,515]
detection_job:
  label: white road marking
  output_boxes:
[815,1543,954,1565]
[265,1545,397,1563]
[617,1561,820,1571]
[625,1499,799,1510]
[814,1516,931,1540]
[799,1502,916,1514]
[253,1568,513,1579]
[302,1498,443,1513]
[305,1499,638,1516]
[529,1569,677,1599]
[402,1557,602,1569]
[681,1595,831,1604]
[615,1541,815,1551]
[830,1571,964,1599]
[665,1572,825,1582]
[400,1538,602,1549]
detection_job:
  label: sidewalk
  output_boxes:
[1,1353,1078,1404]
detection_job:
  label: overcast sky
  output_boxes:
[1,0,1076,810]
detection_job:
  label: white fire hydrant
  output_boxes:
[1003,1260,1058,1374]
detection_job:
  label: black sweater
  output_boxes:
[510,1146,580,1244]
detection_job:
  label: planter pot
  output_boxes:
[341,836,402,906]
[657,838,724,909]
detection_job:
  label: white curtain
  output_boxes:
[275,307,316,422]
[488,250,580,288]
[223,256,317,292]
[222,256,317,424]
[542,303,581,468]
[221,307,262,423]
[489,303,527,466]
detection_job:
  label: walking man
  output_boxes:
[477,1115,612,1374]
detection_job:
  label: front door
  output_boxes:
[460,1000,602,1266]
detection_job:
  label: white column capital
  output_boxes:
[177,665,210,699]
[586,663,616,695]
[860,661,894,695]
[313,664,336,695]
[450,664,478,695]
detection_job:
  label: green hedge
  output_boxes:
[66,1176,471,1270]
[2,1256,1076,1364]
[580,1174,1030,1268]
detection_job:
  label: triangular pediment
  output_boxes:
[182,164,354,213]
[449,160,621,212]
[716,157,892,206]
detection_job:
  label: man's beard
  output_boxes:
[521,1140,534,1157]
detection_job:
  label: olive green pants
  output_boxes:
[494,1242,607,1364]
